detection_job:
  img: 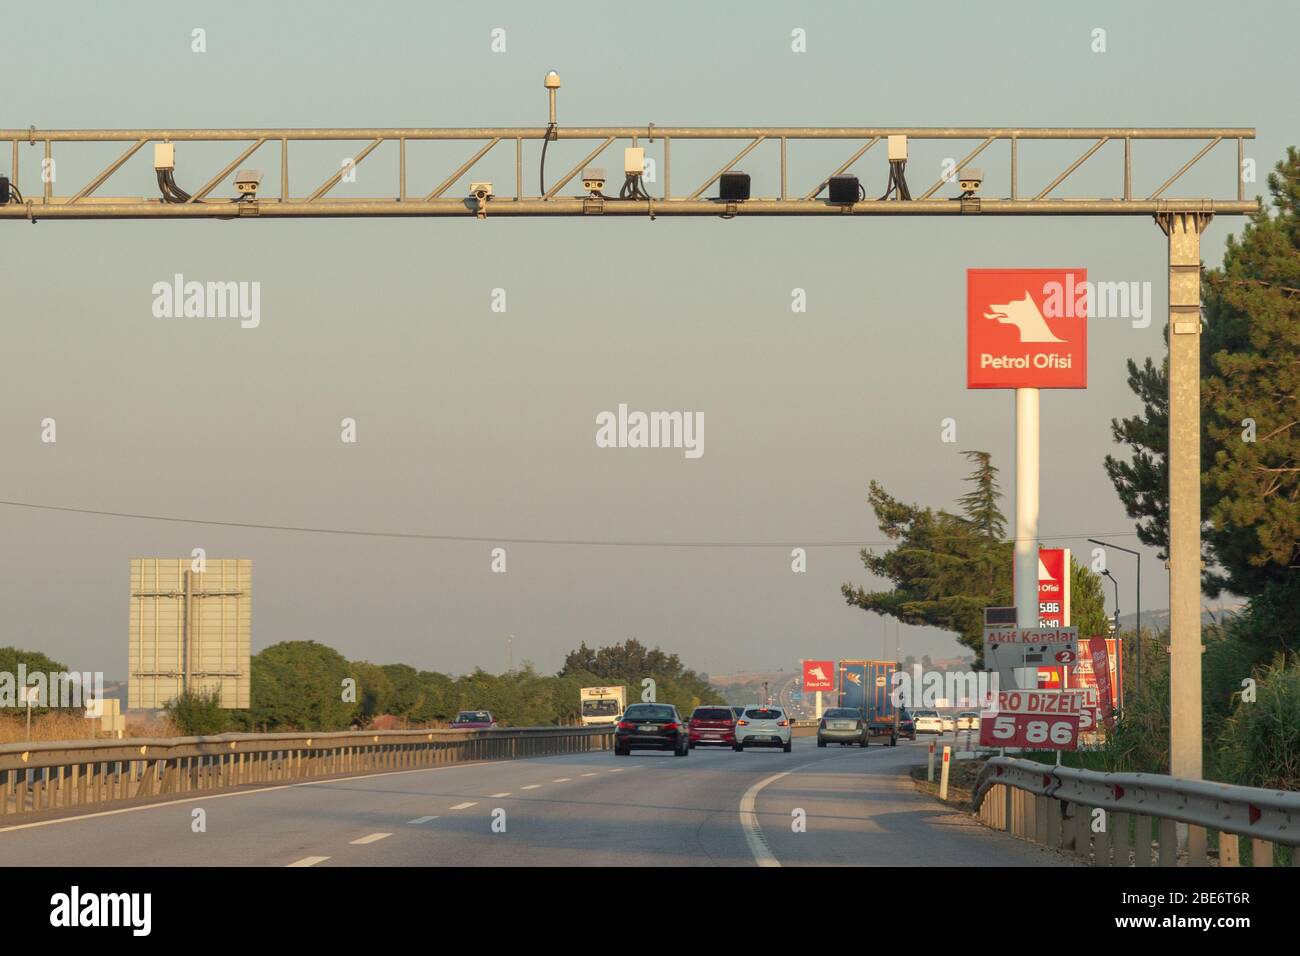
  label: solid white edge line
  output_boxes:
[737,743,873,868]
[0,756,522,835]
[739,772,791,868]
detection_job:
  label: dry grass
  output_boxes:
[909,756,987,809]
[0,710,98,745]
[0,709,180,744]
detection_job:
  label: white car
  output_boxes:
[956,712,980,731]
[733,705,793,752]
[912,709,944,734]
[941,715,957,733]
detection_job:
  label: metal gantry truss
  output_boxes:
[1,126,1257,220]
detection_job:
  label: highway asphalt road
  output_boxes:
[0,737,1073,866]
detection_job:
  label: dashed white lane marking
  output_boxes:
[739,773,791,868]
[521,784,542,790]
[287,856,330,867]
[552,777,572,782]
[609,769,624,773]
[490,792,512,798]
[449,802,478,810]
[407,816,439,824]
[350,832,392,845]
[580,772,599,777]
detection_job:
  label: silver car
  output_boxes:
[817,707,868,747]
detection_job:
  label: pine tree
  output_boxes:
[957,450,1007,539]
[1104,147,1300,646]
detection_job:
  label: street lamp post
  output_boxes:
[1088,538,1142,702]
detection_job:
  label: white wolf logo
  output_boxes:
[809,666,828,682]
[983,291,1064,343]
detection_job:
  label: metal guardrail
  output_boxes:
[0,726,612,821]
[972,756,1300,867]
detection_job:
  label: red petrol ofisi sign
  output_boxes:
[802,660,834,692]
[967,269,1088,388]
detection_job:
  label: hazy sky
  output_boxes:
[1,0,1295,680]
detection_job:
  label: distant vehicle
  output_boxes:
[615,703,689,756]
[450,710,497,729]
[838,660,901,745]
[941,714,957,733]
[688,705,737,748]
[912,709,943,734]
[817,707,868,748]
[734,706,792,752]
[580,686,627,727]
[956,711,980,731]
[897,708,917,741]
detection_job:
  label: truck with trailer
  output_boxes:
[836,660,900,745]
[579,685,627,727]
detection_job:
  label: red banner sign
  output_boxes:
[1070,637,1117,729]
[967,269,1088,389]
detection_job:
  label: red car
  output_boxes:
[687,705,737,749]
[450,710,497,729]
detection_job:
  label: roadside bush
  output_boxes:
[1215,655,1300,791]
[163,688,232,736]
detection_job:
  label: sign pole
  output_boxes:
[1014,387,1040,689]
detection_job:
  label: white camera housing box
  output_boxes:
[470,181,494,201]
[959,167,984,192]
[153,143,175,171]
[887,134,908,161]
[581,167,606,193]
[235,169,263,194]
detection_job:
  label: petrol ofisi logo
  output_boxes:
[967,269,1088,388]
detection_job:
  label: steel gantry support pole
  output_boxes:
[1157,209,1211,857]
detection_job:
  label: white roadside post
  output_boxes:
[927,739,936,782]
[1014,386,1041,689]
[814,690,823,720]
[939,745,952,800]
[22,683,40,740]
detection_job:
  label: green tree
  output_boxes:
[1105,146,1300,647]
[558,639,717,715]
[347,661,395,725]
[956,450,1006,540]
[1070,559,1109,638]
[240,641,356,731]
[842,452,1013,657]
[0,646,73,713]
[380,663,427,717]
[843,453,1109,658]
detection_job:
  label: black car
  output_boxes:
[615,703,689,756]
[897,707,917,741]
